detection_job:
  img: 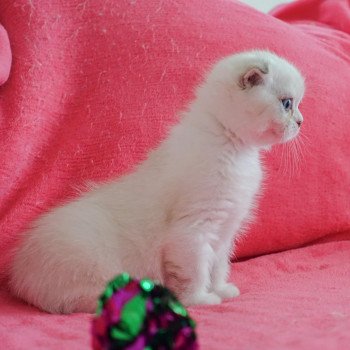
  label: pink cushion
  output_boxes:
[0,0,349,276]
[0,23,11,85]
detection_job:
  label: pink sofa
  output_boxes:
[0,0,349,348]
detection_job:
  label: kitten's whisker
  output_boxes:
[289,142,295,178]
[280,143,288,177]
[287,144,292,178]
[284,143,292,180]
[289,138,302,179]
[284,143,290,177]
[293,140,299,173]
[289,144,293,177]
[293,139,302,176]
[296,138,304,174]
[300,131,311,144]
[275,133,306,180]
[298,132,312,159]
[296,136,306,163]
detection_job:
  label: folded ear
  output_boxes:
[239,66,268,89]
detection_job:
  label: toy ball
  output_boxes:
[91,273,198,350]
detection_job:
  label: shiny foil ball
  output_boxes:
[91,273,198,350]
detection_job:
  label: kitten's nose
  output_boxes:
[296,120,302,128]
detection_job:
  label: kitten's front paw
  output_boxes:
[182,292,221,307]
[214,283,240,299]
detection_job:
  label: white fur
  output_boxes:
[9,51,305,313]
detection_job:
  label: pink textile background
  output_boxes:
[0,0,349,349]
[0,0,350,272]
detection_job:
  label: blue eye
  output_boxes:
[281,98,293,111]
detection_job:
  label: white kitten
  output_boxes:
[9,51,305,314]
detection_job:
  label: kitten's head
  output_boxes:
[196,50,305,147]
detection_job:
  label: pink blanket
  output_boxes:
[2,241,349,349]
[0,0,349,348]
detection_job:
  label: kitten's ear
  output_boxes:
[239,66,268,89]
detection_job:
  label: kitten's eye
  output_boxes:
[281,98,293,111]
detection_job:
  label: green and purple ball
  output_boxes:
[91,273,198,350]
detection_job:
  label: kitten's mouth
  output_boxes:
[281,128,300,143]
